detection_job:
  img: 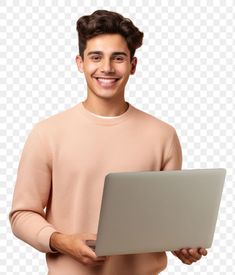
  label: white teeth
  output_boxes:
[97,78,117,83]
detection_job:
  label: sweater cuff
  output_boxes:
[37,225,58,253]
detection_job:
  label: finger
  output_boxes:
[178,253,193,265]
[199,248,208,256]
[181,249,198,263]
[188,248,202,261]
[181,249,193,259]
[81,257,94,266]
[174,250,193,265]
[81,246,106,262]
[81,245,97,260]
[83,239,97,255]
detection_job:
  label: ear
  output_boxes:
[130,57,137,75]
[75,55,84,73]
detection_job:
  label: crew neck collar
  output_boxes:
[76,101,134,125]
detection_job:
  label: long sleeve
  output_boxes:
[162,129,183,171]
[9,124,57,253]
[8,102,184,274]
[161,129,184,259]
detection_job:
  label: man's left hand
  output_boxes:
[172,248,208,265]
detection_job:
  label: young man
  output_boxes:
[9,10,207,275]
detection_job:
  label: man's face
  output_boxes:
[76,33,137,101]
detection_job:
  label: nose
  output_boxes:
[100,58,115,73]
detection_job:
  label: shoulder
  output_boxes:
[131,104,177,138]
[32,103,79,137]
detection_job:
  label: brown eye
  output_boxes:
[91,55,101,61]
[114,56,124,62]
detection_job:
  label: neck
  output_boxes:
[82,97,129,117]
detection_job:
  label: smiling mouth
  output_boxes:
[95,77,120,82]
[94,77,120,88]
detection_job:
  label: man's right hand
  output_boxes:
[49,232,107,267]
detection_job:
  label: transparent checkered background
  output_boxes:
[1,0,234,274]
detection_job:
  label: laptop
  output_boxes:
[86,168,226,256]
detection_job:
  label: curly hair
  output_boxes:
[76,10,144,61]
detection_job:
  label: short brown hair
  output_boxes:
[76,10,144,61]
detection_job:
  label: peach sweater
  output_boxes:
[9,102,182,275]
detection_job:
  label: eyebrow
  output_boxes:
[87,51,128,57]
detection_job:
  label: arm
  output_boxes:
[49,232,107,266]
[8,125,56,253]
[9,124,107,266]
[161,128,182,171]
[162,129,208,264]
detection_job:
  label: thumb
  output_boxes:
[82,242,97,258]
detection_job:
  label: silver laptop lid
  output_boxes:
[95,168,226,256]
